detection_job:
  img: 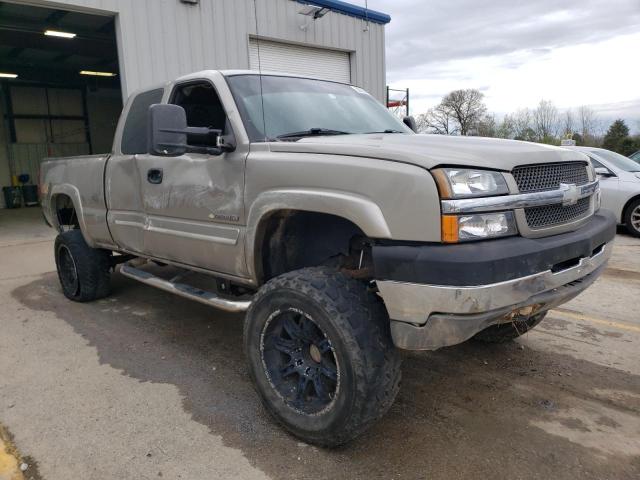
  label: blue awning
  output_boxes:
[297,0,391,24]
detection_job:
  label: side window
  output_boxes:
[170,82,229,147]
[589,157,605,169]
[121,88,164,154]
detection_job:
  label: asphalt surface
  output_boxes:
[1,208,639,479]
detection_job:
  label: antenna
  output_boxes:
[363,0,369,32]
[252,0,267,141]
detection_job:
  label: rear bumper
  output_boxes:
[373,211,616,350]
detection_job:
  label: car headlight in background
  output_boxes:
[432,168,509,198]
[442,212,517,243]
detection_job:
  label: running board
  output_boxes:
[119,264,252,313]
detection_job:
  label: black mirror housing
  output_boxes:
[148,104,233,156]
[403,115,418,133]
[148,104,188,156]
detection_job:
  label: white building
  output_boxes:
[0,0,390,206]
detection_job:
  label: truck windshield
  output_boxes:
[226,74,411,142]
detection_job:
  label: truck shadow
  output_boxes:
[13,273,640,480]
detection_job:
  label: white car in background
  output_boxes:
[565,146,640,237]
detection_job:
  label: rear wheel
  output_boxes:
[473,312,547,343]
[244,267,401,447]
[54,230,112,302]
[623,198,640,237]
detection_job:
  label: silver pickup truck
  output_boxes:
[41,70,616,446]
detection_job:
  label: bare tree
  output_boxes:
[475,114,497,137]
[496,114,515,139]
[440,89,487,136]
[512,108,535,141]
[577,105,598,146]
[533,99,559,141]
[415,113,430,133]
[421,103,457,135]
[561,109,575,138]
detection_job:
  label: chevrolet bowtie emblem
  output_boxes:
[559,183,579,206]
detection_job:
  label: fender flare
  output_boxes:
[245,188,392,281]
[49,184,96,247]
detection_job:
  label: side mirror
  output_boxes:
[594,166,615,177]
[148,104,233,156]
[403,115,417,133]
[148,104,188,156]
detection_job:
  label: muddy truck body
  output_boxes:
[41,70,616,446]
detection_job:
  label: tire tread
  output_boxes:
[245,267,401,447]
[54,230,111,302]
[623,198,640,237]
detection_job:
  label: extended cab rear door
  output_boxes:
[133,77,249,278]
[106,87,165,253]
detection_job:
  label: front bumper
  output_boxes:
[374,211,616,350]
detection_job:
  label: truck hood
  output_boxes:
[268,133,587,171]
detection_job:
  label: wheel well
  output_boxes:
[255,210,369,283]
[53,194,79,230]
[622,195,640,223]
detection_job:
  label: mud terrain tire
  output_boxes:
[244,267,401,447]
[54,230,111,302]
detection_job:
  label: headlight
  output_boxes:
[442,212,517,243]
[432,168,509,198]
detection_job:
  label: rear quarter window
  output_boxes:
[121,88,164,154]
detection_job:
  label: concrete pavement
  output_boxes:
[1,207,639,479]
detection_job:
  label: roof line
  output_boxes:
[296,0,391,25]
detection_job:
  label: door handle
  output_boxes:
[147,168,163,184]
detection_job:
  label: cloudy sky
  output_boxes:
[367,0,640,130]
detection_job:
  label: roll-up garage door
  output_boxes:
[249,38,351,84]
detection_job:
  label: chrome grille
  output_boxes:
[513,162,589,193]
[525,197,591,229]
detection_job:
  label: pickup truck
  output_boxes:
[41,70,616,446]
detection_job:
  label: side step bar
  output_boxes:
[119,264,252,313]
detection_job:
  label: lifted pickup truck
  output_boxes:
[41,70,616,446]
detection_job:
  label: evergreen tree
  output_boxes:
[602,119,629,153]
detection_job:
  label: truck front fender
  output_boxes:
[245,188,392,281]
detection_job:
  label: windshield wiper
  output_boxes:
[276,128,351,140]
[363,129,405,134]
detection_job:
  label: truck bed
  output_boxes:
[41,154,111,248]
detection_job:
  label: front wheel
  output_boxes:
[244,267,401,447]
[624,198,640,237]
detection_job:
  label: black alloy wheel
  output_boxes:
[57,243,80,297]
[260,308,339,415]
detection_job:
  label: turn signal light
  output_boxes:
[441,215,459,243]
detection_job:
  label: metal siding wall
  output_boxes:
[248,38,351,83]
[11,143,90,184]
[26,0,386,102]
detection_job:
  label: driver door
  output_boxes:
[135,80,248,277]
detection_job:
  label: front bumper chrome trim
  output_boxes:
[441,180,599,214]
[376,241,610,325]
